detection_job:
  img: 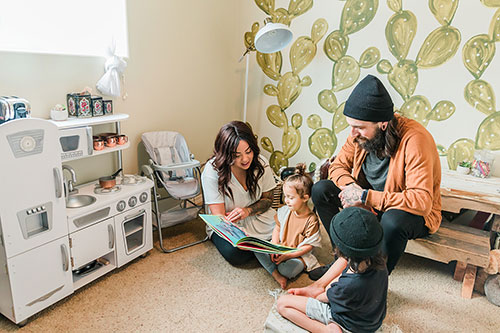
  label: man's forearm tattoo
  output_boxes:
[342,185,362,206]
[247,192,273,216]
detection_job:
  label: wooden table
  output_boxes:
[405,169,499,298]
[440,169,500,232]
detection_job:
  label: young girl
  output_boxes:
[255,163,321,288]
[278,207,388,333]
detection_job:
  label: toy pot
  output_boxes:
[98,168,122,189]
[116,134,128,145]
[93,139,105,151]
[105,136,117,147]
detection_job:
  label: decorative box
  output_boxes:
[91,96,104,116]
[103,100,113,115]
[66,93,92,118]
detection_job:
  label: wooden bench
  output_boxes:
[405,221,491,298]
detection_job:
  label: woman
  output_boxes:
[201,121,276,265]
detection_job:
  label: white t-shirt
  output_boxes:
[201,155,276,240]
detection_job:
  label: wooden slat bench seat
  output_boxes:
[405,220,491,298]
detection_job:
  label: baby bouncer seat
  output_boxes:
[141,131,208,253]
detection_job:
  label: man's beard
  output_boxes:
[355,127,386,156]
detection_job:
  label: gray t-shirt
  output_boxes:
[361,153,390,191]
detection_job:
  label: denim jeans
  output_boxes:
[255,253,304,279]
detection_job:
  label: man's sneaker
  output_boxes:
[308,262,333,281]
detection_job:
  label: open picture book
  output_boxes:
[199,214,298,254]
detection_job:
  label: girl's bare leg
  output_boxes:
[277,295,342,333]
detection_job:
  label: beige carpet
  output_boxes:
[1,218,499,332]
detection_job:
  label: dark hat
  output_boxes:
[330,207,383,258]
[343,75,394,122]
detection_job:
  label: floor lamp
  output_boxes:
[242,20,293,123]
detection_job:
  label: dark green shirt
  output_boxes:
[362,153,390,191]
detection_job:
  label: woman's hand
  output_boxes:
[225,207,250,223]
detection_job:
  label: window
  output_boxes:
[0,0,128,57]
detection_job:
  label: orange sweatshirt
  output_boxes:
[329,116,442,234]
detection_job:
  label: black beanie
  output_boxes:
[330,207,383,258]
[343,75,394,122]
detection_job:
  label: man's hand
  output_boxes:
[339,183,364,208]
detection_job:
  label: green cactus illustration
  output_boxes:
[340,0,379,35]
[482,0,500,8]
[415,26,461,68]
[254,0,313,26]
[359,47,381,68]
[249,0,500,173]
[464,79,496,116]
[399,96,455,126]
[251,16,327,173]
[310,0,380,160]
[261,108,305,173]
[429,0,458,26]
[377,0,459,129]
[445,138,475,170]
[385,10,416,61]
[324,30,349,62]
[490,8,500,42]
[463,34,495,79]
[459,4,500,166]
[476,111,500,150]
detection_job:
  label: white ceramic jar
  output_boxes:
[50,108,68,121]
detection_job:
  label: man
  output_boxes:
[309,74,442,280]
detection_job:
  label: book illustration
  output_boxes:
[199,214,298,254]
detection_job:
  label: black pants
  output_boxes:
[211,232,255,266]
[311,180,429,274]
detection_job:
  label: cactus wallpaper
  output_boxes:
[243,0,500,175]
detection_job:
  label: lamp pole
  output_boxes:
[243,53,250,123]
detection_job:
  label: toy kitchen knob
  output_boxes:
[139,192,148,203]
[116,200,126,212]
[128,196,137,207]
[20,136,36,152]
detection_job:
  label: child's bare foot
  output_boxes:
[272,270,288,289]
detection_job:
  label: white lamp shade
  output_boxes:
[254,22,293,54]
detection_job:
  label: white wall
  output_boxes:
[0,0,244,183]
[4,1,497,182]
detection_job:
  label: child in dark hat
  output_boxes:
[278,207,388,333]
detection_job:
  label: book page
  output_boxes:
[199,214,247,244]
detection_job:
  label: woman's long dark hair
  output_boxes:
[210,121,264,201]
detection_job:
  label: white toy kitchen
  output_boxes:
[0,114,153,326]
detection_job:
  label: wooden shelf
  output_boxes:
[49,113,129,129]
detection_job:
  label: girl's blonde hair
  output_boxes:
[283,163,313,198]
